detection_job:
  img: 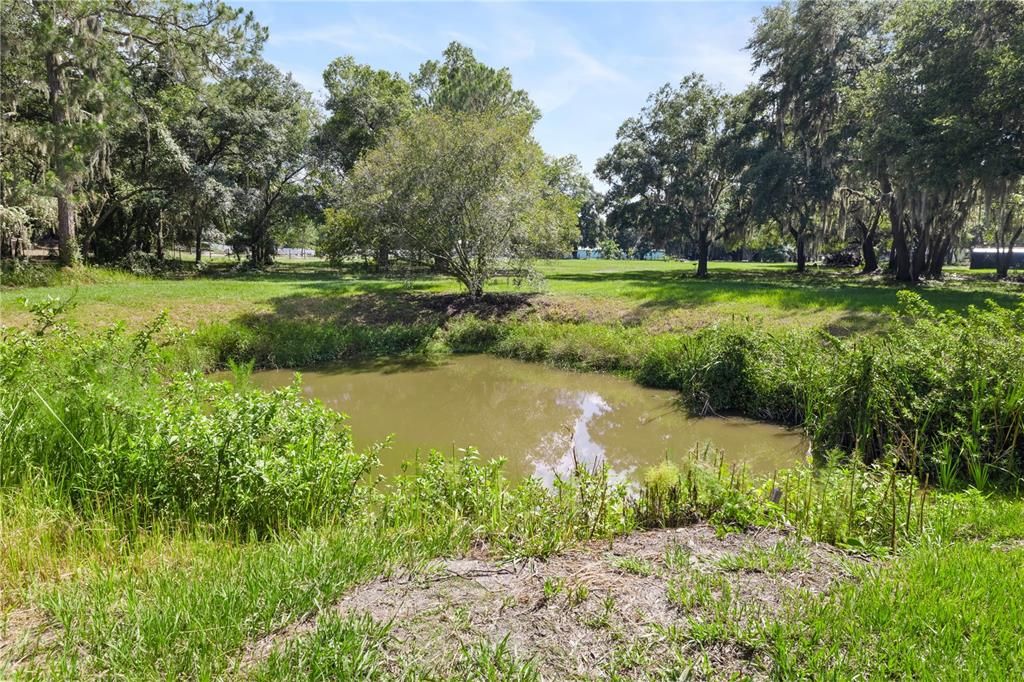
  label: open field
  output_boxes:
[3,259,1022,334]
[2,259,1024,679]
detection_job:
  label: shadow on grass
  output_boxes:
[203,261,1021,343]
[240,289,538,327]
[546,267,1023,314]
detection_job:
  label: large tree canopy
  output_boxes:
[339,111,578,296]
[740,0,885,272]
[597,74,734,276]
[0,0,264,264]
[411,42,540,121]
[856,0,1024,280]
[318,56,413,175]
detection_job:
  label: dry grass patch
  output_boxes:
[238,524,856,680]
[0,606,61,675]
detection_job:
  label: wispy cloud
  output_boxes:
[460,3,627,114]
[251,1,765,182]
[638,5,761,92]
[530,43,628,113]
[269,19,426,56]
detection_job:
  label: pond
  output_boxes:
[247,355,807,482]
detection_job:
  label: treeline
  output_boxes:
[0,0,589,276]
[598,0,1024,280]
[2,0,1022,286]
[1,1,310,266]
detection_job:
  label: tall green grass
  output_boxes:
[767,541,1024,679]
[0,318,378,535]
[193,317,437,368]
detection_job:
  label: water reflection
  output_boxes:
[246,355,807,481]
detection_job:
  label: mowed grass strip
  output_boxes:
[3,259,1021,332]
[768,540,1024,679]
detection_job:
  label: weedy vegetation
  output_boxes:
[2,280,1024,679]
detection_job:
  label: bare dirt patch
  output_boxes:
[239,524,857,679]
[0,606,59,674]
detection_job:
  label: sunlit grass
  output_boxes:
[768,541,1024,678]
[3,259,1020,332]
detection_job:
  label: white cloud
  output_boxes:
[269,19,425,56]
[460,3,627,114]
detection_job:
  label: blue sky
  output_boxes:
[245,1,770,180]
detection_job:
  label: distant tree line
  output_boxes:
[0,1,587,281]
[598,0,1024,280]
[1,0,319,266]
[2,0,1021,286]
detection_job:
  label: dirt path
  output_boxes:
[237,524,858,679]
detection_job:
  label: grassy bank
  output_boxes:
[2,316,1022,677]
[3,261,1024,678]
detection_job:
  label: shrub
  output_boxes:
[376,449,634,558]
[490,320,642,371]
[83,379,379,533]
[1,260,138,288]
[441,315,507,353]
[194,318,436,368]
[0,320,379,533]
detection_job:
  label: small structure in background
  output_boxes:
[275,246,317,258]
[574,246,603,259]
[573,246,667,260]
[970,247,1024,270]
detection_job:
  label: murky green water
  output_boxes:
[248,355,807,482]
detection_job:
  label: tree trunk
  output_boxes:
[695,227,710,278]
[994,211,1021,280]
[55,194,78,266]
[861,231,878,273]
[375,244,389,272]
[911,220,929,281]
[997,253,1010,279]
[795,233,807,273]
[925,233,951,279]
[155,211,164,260]
[881,170,913,282]
[892,225,912,281]
[46,38,80,266]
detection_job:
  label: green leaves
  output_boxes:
[0,321,379,534]
[413,42,540,121]
[597,74,734,273]
[341,110,576,296]
[320,56,413,173]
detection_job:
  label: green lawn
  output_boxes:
[3,258,1021,333]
